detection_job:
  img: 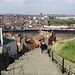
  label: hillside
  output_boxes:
[52,38,75,62]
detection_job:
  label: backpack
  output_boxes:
[45,44,47,49]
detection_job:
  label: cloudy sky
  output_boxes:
[0,0,75,15]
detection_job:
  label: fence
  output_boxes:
[49,50,75,75]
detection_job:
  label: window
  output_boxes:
[44,34,46,36]
[7,47,11,52]
[41,33,43,35]
[47,35,49,37]
[14,54,16,57]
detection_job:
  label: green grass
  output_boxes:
[52,38,75,62]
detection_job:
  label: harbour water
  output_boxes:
[13,31,75,38]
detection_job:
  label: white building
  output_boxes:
[0,28,18,58]
[3,39,18,58]
[43,25,68,29]
[55,17,75,20]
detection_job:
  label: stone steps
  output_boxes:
[2,48,62,75]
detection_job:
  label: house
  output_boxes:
[26,37,41,50]
[0,28,18,58]
[15,25,22,30]
[33,31,56,45]
[26,38,36,50]
[5,25,11,30]
[33,38,41,47]
[3,37,18,58]
[23,25,33,29]
[46,25,68,29]
[56,37,60,42]
[16,35,22,52]
[0,31,9,70]
[16,35,29,55]
[0,25,6,30]
[3,33,13,37]
[56,36,73,42]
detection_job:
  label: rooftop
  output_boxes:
[3,37,16,45]
[33,31,52,41]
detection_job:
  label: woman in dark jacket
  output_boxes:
[44,43,48,50]
[40,41,45,53]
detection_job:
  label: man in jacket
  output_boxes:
[40,40,45,53]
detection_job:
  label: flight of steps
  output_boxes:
[1,48,62,75]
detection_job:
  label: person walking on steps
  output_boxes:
[40,40,45,53]
[44,43,48,51]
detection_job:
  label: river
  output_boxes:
[13,31,75,38]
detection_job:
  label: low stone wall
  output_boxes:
[0,53,9,70]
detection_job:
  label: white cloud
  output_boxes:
[3,0,26,3]
[68,0,75,3]
[41,0,46,2]
[0,0,75,14]
[41,0,75,3]
[4,0,14,2]
[63,0,75,4]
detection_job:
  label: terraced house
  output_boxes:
[34,31,56,45]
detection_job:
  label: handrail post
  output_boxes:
[13,64,15,74]
[0,70,1,75]
[52,51,53,61]
[21,65,24,75]
[68,65,71,75]
[49,50,51,57]
[5,54,7,71]
[48,49,50,57]
[62,57,64,74]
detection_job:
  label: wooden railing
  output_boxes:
[48,50,75,75]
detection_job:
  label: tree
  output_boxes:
[48,20,75,26]
[60,21,64,25]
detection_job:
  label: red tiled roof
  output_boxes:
[61,37,66,40]
[56,37,73,42]
[56,37,60,42]
[33,38,41,47]
[24,25,32,27]
[3,33,13,36]
[27,38,31,41]
[68,26,75,28]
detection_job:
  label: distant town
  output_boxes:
[0,14,75,31]
[0,13,75,75]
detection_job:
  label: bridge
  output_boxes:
[1,48,62,75]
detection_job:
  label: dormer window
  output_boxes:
[47,35,49,37]
[41,33,43,35]
[44,34,46,36]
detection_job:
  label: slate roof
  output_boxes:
[33,31,52,41]
[3,37,15,45]
[26,37,41,47]
[33,38,41,47]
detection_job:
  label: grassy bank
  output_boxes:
[52,38,75,62]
